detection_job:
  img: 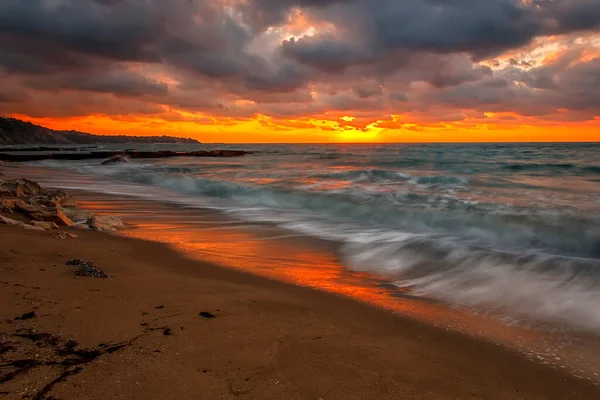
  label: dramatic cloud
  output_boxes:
[0,0,598,141]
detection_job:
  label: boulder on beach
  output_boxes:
[63,207,94,224]
[86,215,124,232]
[101,155,130,165]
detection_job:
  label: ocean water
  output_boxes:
[20,142,600,332]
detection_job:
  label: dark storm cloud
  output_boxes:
[534,0,600,34]
[280,0,600,72]
[0,0,597,122]
[24,69,169,97]
[0,0,164,62]
[428,51,600,119]
[0,0,310,95]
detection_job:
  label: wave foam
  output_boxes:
[342,237,600,331]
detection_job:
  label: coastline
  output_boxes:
[2,164,600,398]
[2,225,600,399]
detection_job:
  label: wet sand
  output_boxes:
[1,224,600,399]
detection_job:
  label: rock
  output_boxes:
[31,220,59,230]
[29,206,74,227]
[101,155,130,165]
[52,231,78,240]
[15,199,45,214]
[1,149,249,162]
[0,178,42,198]
[0,215,44,230]
[0,199,18,213]
[29,189,76,208]
[207,150,248,157]
[86,215,123,232]
[60,196,77,208]
[63,207,94,223]
[11,198,75,227]
[190,150,249,157]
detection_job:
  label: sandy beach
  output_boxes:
[1,222,600,400]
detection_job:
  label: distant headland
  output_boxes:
[0,117,200,145]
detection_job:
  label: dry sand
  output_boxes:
[1,225,599,399]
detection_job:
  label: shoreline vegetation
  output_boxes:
[1,169,600,399]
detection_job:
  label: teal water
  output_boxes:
[21,142,600,331]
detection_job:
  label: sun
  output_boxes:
[335,129,381,143]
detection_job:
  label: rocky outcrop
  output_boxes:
[0,178,42,198]
[0,177,122,233]
[0,180,77,227]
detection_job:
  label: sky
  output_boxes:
[0,0,599,143]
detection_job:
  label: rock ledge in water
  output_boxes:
[101,155,130,165]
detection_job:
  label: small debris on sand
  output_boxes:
[65,259,110,279]
[198,312,216,319]
[51,231,78,240]
[14,311,36,321]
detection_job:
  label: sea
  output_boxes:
[4,143,600,360]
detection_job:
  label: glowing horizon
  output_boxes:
[11,113,599,144]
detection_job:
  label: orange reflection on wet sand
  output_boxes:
[88,198,542,348]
